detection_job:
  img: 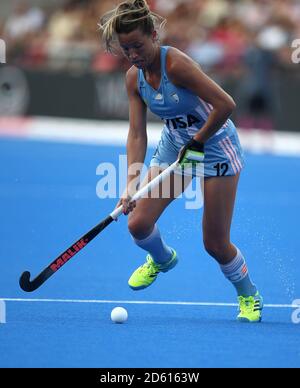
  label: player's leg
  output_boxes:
[127,166,192,290]
[202,174,263,322]
[202,174,240,264]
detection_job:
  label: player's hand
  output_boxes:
[178,138,204,168]
[115,197,136,217]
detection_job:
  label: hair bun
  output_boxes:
[133,0,150,12]
[100,0,165,53]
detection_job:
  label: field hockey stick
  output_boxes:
[19,160,180,292]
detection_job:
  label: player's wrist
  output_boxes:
[178,138,205,165]
[189,138,204,153]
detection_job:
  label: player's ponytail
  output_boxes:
[99,0,165,53]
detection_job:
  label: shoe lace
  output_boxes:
[238,295,262,312]
[238,295,255,313]
[139,256,159,276]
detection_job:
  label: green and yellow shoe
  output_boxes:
[128,250,178,290]
[237,291,263,323]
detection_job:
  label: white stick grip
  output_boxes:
[109,161,179,220]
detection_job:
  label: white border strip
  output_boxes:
[0,117,300,156]
[1,298,297,309]
[0,299,6,323]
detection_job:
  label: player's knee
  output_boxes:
[203,237,229,260]
[128,216,153,239]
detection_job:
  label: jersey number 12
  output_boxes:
[213,163,228,176]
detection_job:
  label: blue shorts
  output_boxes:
[150,123,245,177]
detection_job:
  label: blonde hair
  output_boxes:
[99,0,166,53]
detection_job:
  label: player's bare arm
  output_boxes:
[119,66,148,213]
[166,48,236,143]
[125,64,148,177]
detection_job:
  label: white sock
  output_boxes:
[132,224,173,264]
[220,247,257,296]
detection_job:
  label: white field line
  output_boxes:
[1,298,298,309]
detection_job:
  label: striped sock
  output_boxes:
[132,224,173,264]
[220,247,257,297]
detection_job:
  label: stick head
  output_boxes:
[19,271,33,292]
